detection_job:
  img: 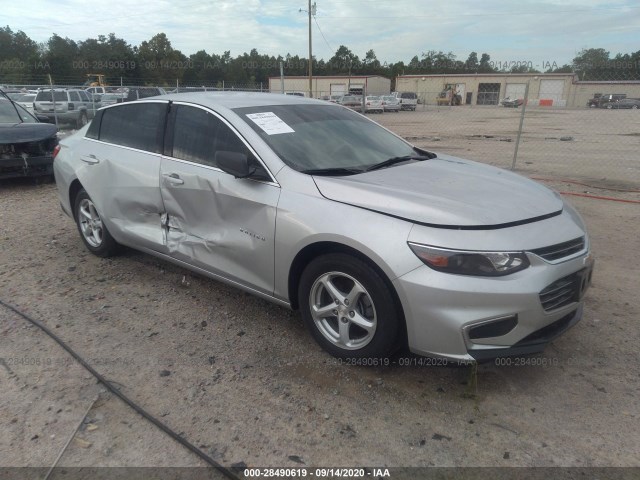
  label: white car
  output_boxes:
[12,93,37,114]
[381,95,401,112]
[365,96,384,113]
[393,92,418,111]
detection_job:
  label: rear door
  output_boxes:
[159,103,280,295]
[77,101,168,251]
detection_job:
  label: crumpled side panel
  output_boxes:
[160,159,280,294]
[76,144,165,251]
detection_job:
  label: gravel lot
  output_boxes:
[1,107,639,472]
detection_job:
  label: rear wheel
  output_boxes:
[632,105,638,109]
[74,189,118,257]
[298,253,402,359]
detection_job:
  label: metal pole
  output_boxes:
[280,61,285,94]
[48,74,58,127]
[361,82,366,114]
[308,0,313,98]
[511,80,530,170]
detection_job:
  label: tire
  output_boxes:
[76,112,88,128]
[606,104,613,109]
[632,105,638,109]
[298,253,402,359]
[74,189,118,257]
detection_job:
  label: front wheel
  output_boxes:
[632,105,638,109]
[74,189,118,257]
[298,253,402,359]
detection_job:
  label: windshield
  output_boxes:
[0,100,38,123]
[235,104,416,173]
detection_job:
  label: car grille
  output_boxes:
[531,237,585,262]
[539,271,583,312]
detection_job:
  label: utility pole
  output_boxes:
[308,1,316,98]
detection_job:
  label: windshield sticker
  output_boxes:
[246,112,295,135]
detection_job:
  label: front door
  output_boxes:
[159,103,280,295]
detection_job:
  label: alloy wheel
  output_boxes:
[78,198,103,247]
[309,272,377,350]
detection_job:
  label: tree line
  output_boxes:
[1,27,638,87]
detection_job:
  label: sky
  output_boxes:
[3,0,639,67]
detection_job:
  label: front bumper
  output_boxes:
[393,250,594,361]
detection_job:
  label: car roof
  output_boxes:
[158,91,330,109]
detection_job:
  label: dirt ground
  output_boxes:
[1,107,639,473]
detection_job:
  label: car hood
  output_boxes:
[312,155,563,228]
[0,123,58,144]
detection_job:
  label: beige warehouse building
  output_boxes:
[395,73,640,108]
[268,75,391,98]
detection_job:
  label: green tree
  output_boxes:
[328,45,359,74]
[137,33,188,85]
[0,27,41,83]
[478,53,493,73]
[465,52,479,72]
[572,48,609,79]
[44,34,79,84]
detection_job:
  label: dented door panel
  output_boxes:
[76,140,165,251]
[159,158,280,295]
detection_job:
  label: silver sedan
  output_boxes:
[53,93,593,362]
[381,95,400,112]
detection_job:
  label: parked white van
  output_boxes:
[392,92,418,111]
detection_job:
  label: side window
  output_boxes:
[214,122,271,180]
[69,91,81,102]
[99,103,166,153]
[172,105,219,167]
[79,91,90,102]
[171,105,270,180]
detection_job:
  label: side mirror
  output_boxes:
[37,115,51,123]
[216,151,256,179]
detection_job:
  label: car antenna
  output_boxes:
[0,87,25,123]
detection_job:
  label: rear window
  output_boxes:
[99,102,166,153]
[36,91,67,102]
[400,92,417,99]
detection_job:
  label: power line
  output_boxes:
[313,16,334,55]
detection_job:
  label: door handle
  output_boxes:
[163,173,184,186]
[81,154,99,165]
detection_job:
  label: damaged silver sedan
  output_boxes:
[54,93,593,362]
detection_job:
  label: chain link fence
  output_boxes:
[4,74,639,192]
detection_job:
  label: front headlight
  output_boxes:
[408,243,530,277]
